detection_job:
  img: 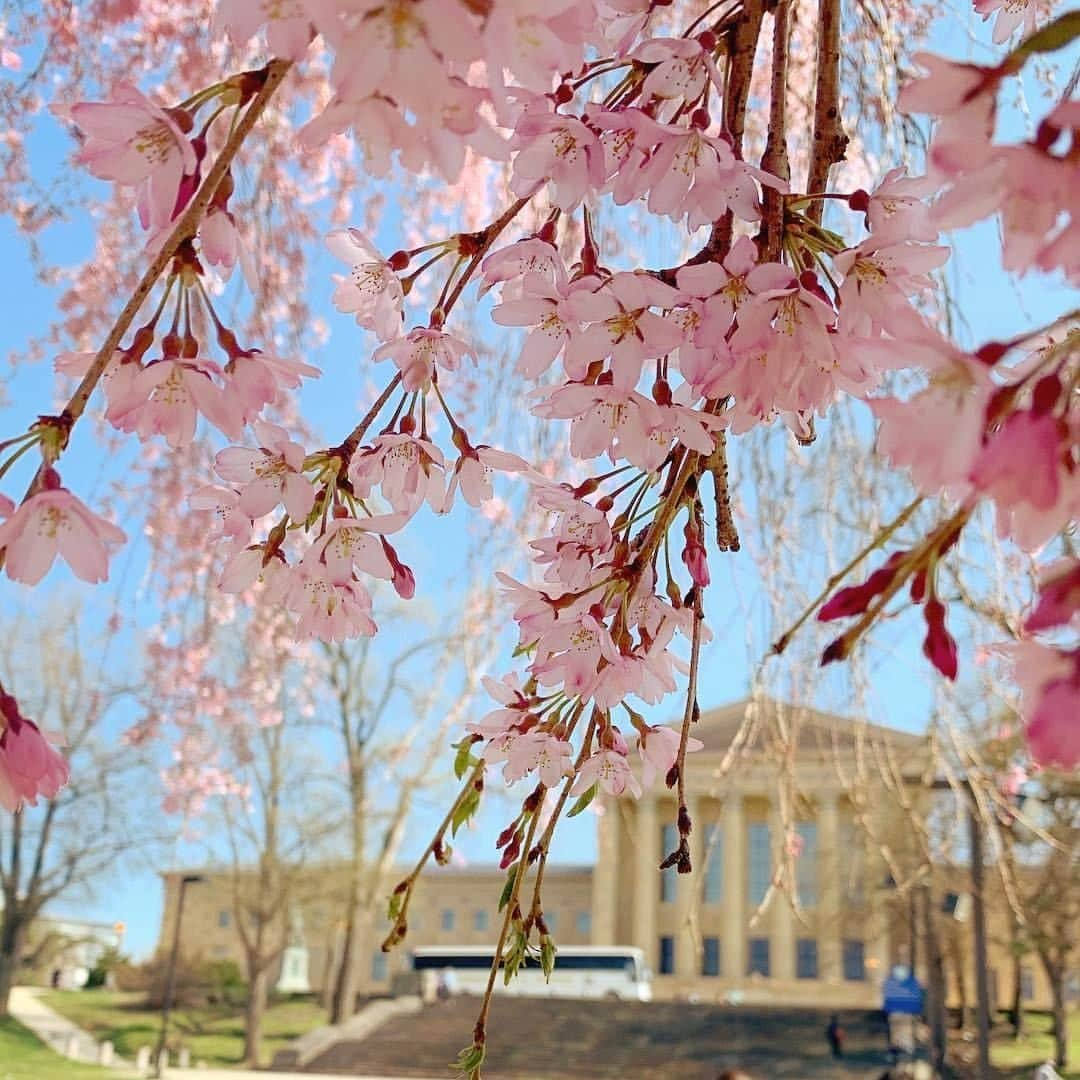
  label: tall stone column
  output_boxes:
[632,796,658,967]
[769,803,796,980]
[819,793,843,982]
[591,798,619,945]
[722,793,746,978]
[675,795,701,976]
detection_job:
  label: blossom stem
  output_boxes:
[22,57,293,496]
[770,495,923,655]
[441,197,530,319]
[336,373,403,460]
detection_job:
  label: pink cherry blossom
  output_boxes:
[973,0,1037,44]
[286,570,378,641]
[214,421,315,522]
[510,112,605,211]
[0,487,126,586]
[188,484,252,541]
[971,410,1078,551]
[326,227,405,341]
[373,328,472,392]
[563,272,684,390]
[492,272,595,380]
[533,381,661,465]
[503,730,574,787]
[442,445,531,511]
[571,747,642,798]
[638,724,704,787]
[0,695,70,812]
[70,83,197,232]
[349,433,445,515]
[225,351,321,425]
[109,358,242,447]
[214,0,313,62]
[1026,558,1080,633]
[1026,672,1080,769]
[856,168,939,244]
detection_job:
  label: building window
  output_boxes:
[1065,971,1080,1003]
[371,951,387,982]
[703,825,723,904]
[660,824,678,903]
[843,940,865,982]
[1020,965,1035,1002]
[796,822,818,907]
[702,937,721,977]
[748,822,771,905]
[546,911,558,931]
[659,936,675,975]
[440,909,455,932]
[576,911,591,937]
[748,938,770,977]
[473,909,488,932]
[797,938,819,980]
[218,910,231,929]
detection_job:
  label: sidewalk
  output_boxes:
[7,987,443,1080]
[8,985,124,1067]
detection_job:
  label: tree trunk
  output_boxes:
[1010,952,1024,1039]
[329,899,358,1024]
[330,758,367,1025]
[1048,966,1068,1069]
[243,965,270,1068]
[0,913,27,1017]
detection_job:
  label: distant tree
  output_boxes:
[0,602,153,1015]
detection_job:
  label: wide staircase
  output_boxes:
[304,998,892,1078]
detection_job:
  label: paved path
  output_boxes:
[7,986,443,1079]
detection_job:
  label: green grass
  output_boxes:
[0,1016,117,1080]
[39,990,328,1068]
[988,1011,1080,1079]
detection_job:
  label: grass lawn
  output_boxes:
[0,1016,117,1080]
[39,990,328,1068]
[985,1011,1080,1079]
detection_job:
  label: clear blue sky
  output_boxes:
[0,5,1074,960]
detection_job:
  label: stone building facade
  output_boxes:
[159,698,1075,1011]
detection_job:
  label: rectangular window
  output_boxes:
[659,936,675,975]
[703,825,723,905]
[473,909,488,932]
[1020,966,1035,1002]
[576,911,591,937]
[748,822,771,905]
[660,824,678,903]
[796,822,818,907]
[546,911,558,931]
[371,951,388,982]
[797,938,819,979]
[748,937,770,977]
[702,937,721,977]
[843,939,866,982]
[441,908,455,932]
[218,910,231,929]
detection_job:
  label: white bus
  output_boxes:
[411,945,652,1002]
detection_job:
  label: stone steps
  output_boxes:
[303,998,893,1078]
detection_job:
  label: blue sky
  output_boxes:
[0,4,1075,960]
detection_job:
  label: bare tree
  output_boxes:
[0,601,153,1015]
[322,591,501,1024]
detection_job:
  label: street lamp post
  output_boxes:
[153,873,205,1078]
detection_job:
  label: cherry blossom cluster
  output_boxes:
[0,0,1073,1007]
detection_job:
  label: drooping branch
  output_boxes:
[807,0,849,223]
